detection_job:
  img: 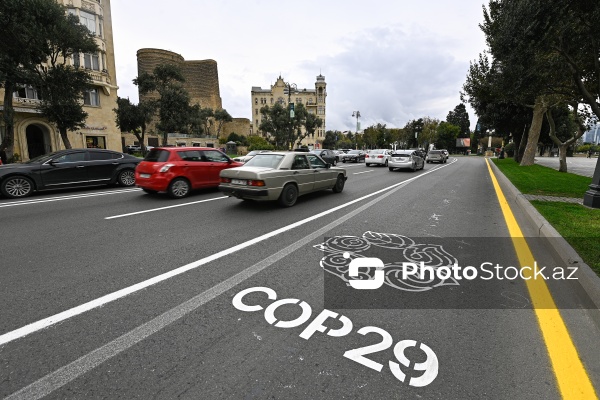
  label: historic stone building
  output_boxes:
[251,74,327,148]
[133,48,251,148]
[0,0,121,161]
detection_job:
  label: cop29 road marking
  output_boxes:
[3,163,419,400]
[0,159,457,348]
[485,158,597,399]
[105,196,229,219]
[0,188,141,208]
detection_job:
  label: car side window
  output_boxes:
[292,155,310,170]
[53,152,86,163]
[203,150,229,162]
[307,154,327,168]
[89,151,113,161]
[179,150,202,161]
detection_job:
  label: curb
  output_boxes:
[489,159,600,308]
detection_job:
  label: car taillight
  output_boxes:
[221,177,231,183]
[365,154,370,158]
[248,180,265,187]
[159,163,175,173]
[377,155,384,158]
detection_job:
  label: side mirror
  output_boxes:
[326,163,331,169]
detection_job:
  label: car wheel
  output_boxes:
[384,160,388,167]
[365,163,370,167]
[1,176,34,198]
[342,159,346,163]
[142,188,158,194]
[278,183,298,207]
[117,169,136,186]
[389,167,394,171]
[168,178,191,198]
[332,174,345,193]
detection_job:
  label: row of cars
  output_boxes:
[0,147,347,208]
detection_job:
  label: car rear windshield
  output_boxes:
[144,149,170,162]
[429,150,441,154]
[392,153,411,157]
[244,154,284,168]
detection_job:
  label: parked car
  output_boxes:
[124,145,141,154]
[232,150,271,164]
[219,151,347,207]
[440,149,450,160]
[426,150,446,164]
[309,149,337,166]
[388,150,425,172]
[365,149,392,167]
[135,147,243,198]
[0,149,140,199]
[341,150,366,163]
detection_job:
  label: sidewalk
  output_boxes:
[534,156,598,178]
[522,194,583,204]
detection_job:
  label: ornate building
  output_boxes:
[0,0,121,161]
[251,74,327,148]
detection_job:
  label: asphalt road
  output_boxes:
[1,157,599,399]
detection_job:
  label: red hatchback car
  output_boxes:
[135,147,243,198]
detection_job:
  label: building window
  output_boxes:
[277,97,284,105]
[318,95,324,103]
[83,88,100,106]
[270,98,274,104]
[98,17,103,38]
[73,52,80,68]
[84,53,100,70]
[79,10,96,35]
[296,98,302,103]
[317,106,324,115]
[86,136,106,149]
[255,98,258,104]
[14,85,41,100]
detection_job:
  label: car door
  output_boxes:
[177,150,205,187]
[86,150,119,183]
[40,151,89,188]
[307,154,333,190]
[202,149,234,186]
[291,154,315,193]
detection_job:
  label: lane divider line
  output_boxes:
[105,196,229,219]
[0,159,457,347]
[485,158,597,399]
[0,188,141,208]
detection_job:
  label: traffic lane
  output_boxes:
[0,162,458,396]
[0,163,440,332]
[19,161,559,399]
[2,159,551,398]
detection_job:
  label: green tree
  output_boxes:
[134,64,191,146]
[0,0,97,156]
[214,108,232,139]
[436,122,460,150]
[247,135,274,151]
[297,109,323,147]
[114,97,156,154]
[446,104,470,138]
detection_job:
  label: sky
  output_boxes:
[110,0,488,132]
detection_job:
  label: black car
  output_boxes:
[0,149,141,198]
[341,150,366,163]
[309,149,337,165]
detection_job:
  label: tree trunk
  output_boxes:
[1,80,16,162]
[520,98,546,166]
[162,132,168,147]
[59,127,72,149]
[517,126,528,163]
[558,144,568,172]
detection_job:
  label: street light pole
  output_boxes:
[352,111,360,149]
[285,81,297,149]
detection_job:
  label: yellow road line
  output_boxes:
[485,158,597,399]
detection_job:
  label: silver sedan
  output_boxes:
[388,151,425,172]
[219,151,347,207]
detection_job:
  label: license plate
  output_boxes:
[140,173,150,178]
[231,179,247,185]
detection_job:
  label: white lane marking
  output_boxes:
[105,196,229,219]
[0,159,457,347]
[0,188,141,208]
[4,163,414,400]
[353,170,374,175]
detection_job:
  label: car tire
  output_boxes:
[365,163,370,167]
[117,169,136,187]
[168,178,191,198]
[142,188,158,194]
[1,176,34,198]
[342,159,346,163]
[278,183,298,207]
[389,167,394,171]
[384,160,388,167]
[332,174,345,193]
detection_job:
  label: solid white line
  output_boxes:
[0,188,141,208]
[353,170,374,175]
[105,196,229,219]
[0,159,457,347]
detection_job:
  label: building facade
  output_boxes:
[251,75,327,148]
[0,0,121,162]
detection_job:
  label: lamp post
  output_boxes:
[285,81,297,149]
[352,111,361,149]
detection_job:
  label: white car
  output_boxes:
[365,149,392,167]
[232,150,270,163]
[388,150,425,172]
